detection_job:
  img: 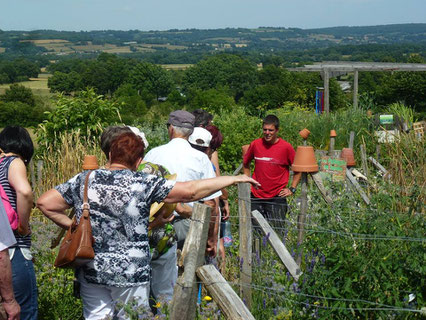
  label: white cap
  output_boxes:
[128,126,149,149]
[188,127,212,148]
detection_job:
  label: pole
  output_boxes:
[296,172,308,265]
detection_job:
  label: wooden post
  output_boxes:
[238,183,252,308]
[296,172,308,265]
[376,144,381,161]
[353,69,359,109]
[348,131,355,149]
[233,163,243,176]
[310,172,333,205]
[252,210,302,281]
[254,238,261,260]
[170,203,211,320]
[360,144,369,179]
[323,68,330,113]
[368,156,391,180]
[346,169,370,205]
[197,265,256,320]
[329,137,335,156]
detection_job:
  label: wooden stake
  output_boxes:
[310,172,333,205]
[197,265,256,320]
[296,172,308,265]
[360,142,369,179]
[346,169,370,205]
[252,210,302,281]
[238,183,252,309]
[170,203,211,320]
[348,131,355,149]
[329,137,335,156]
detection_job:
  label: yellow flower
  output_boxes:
[154,302,161,308]
[203,295,212,301]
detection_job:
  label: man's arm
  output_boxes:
[279,172,302,197]
[0,249,20,320]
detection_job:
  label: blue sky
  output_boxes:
[1,0,425,31]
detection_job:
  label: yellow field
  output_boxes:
[0,74,51,96]
[161,64,193,70]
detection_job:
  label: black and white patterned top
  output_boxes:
[55,169,175,287]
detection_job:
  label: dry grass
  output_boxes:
[34,130,105,197]
[161,64,193,70]
[0,47,5,53]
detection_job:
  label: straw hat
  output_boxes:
[149,173,177,219]
[138,161,178,219]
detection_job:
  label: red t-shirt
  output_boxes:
[243,138,295,198]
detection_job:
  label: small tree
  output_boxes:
[37,88,121,146]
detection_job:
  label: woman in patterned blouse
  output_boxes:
[37,132,259,320]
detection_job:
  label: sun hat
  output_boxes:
[188,127,212,148]
[138,161,177,219]
[128,126,149,148]
[168,110,195,129]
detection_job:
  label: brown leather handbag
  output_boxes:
[54,171,95,268]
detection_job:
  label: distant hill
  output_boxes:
[1,24,425,55]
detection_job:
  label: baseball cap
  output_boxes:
[168,110,195,129]
[128,126,149,148]
[188,127,212,147]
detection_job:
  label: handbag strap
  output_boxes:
[82,171,93,217]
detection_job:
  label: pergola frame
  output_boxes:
[288,62,426,113]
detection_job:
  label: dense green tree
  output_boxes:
[48,71,84,94]
[187,88,235,114]
[183,54,257,101]
[113,84,147,124]
[128,62,174,101]
[0,100,48,127]
[1,84,35,106]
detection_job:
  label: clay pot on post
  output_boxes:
[291,146,319,173]
[340,148,356,167]
[82,155,99,170]
[299,128,311,140]
[330,130,337,138]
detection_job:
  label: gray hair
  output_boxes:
[173,125,194,138]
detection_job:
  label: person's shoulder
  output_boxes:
[277,138,294,148]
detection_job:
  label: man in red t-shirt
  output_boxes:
[243,115,300,227]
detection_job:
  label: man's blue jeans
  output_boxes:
[11,248,38,320]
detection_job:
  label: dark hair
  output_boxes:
[100,126,132,159]
[192,109,213,127]
[189,143,208,154]
[0,126,34,164]
[263,114,280,130]
[205,125,223,151]
[110,132,144,169]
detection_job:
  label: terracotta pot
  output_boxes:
[82,155,99,170]
[242,144,249,158]
[330,130,337,138]
[299,128,311,140]
[291,146,319,172]
[340,148,356,167]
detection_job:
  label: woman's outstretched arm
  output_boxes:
[164,175,260,204]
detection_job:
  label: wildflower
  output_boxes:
[154,302,161,308]
[203,295,212,302]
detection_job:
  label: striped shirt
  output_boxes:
[0,156,31,248]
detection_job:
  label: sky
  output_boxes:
[1,0,425,31]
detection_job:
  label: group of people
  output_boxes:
[0,110,299,320]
